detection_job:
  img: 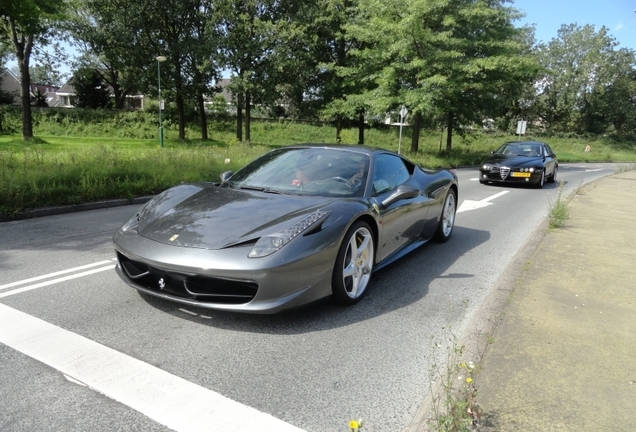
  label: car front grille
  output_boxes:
[117,252,258,304]
[499,166,510,180]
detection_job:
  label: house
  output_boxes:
[0,70,23,105]
[0,70,61,106]
[204,78,236,114]
[51,82,144,109]
[30,82,60,106]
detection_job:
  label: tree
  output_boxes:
[29,62,64,85]
[217,0,280,142]
[65,0,145,110]
[341,0,538,152]
[534,24,626,134]
[0,0,67,139]
[71,66,111,108]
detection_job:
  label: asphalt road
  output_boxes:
[0,162,619,432]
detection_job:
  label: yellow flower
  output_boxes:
[349,420,359,429]
[466,377,473,384]
[459,362,467,369]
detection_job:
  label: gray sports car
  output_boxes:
[113,144,458,314]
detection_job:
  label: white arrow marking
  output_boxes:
[457,191,509,213]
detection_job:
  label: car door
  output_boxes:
[542,143,557,176]
[370,154,429,262]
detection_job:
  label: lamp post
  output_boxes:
[156,55,167,147]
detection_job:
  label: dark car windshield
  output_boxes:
[495,143,543,157]
[227,147,370,197]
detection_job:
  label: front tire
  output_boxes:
[434,188,457,242]
[535,170,545,188]
[547,165,558,183]
[332,221,375,305]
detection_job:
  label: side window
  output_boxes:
[372,154,410,195]
[544,144,554,156]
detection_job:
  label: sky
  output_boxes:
[512,0,636,50]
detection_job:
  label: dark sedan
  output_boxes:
[113,144,458,314]
[479,141,558,188]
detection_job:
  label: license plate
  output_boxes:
[511,172,531,178]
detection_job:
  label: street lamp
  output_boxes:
[156,55,167,147]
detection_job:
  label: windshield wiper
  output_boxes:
[239,185,265,191]
[263,188,281,194]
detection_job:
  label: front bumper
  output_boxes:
[479,168,542,184]
[113,229,336,314]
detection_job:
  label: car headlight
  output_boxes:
[249,210,330,258]
[529,167,535,173]
[482,164,491,170]
[119,213,140,233]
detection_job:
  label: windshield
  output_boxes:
[495,143,543,157]
[227,147,370,197]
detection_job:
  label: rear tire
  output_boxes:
[434,188,457,242]
[332,221,375,305]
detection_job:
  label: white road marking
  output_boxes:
[0,265,115,298]
[0,260,115,290]
[0,303,305,432]
[457,191,509,213]
[585,168,603,172]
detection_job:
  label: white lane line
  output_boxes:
[0,265,115,298]
[457,190,509,213]
[0,304,305,432]
[481,191,509,202]
[0,260,114,290]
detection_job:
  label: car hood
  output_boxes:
[483,154,543,167]
[137,185,334,250]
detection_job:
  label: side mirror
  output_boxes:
[220,171,233,183]
[380,184,420,209]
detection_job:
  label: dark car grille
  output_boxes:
[117,252,258,304]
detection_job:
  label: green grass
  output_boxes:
[1,111,635,218]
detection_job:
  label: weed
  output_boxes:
[428,328,482,432]
[547,181,569,228]
[615,163,636,173]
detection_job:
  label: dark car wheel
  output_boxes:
[535,170,545,188]
[434,188,457,242]
[331,221,375,305]
[548,165,558,183]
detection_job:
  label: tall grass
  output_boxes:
[1,107,635,218]
[0,141,267,216]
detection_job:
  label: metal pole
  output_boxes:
[398,120,403,155]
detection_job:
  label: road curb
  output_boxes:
[0,196,154,223]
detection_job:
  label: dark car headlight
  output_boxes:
[118,213,140,233]
[249,210,329,258]
[482,164,492,170]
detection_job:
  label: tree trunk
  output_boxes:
[19,62,33,140]
[245,91,251,143]
[176,91,185,140]
[336,117,342,143]
[12,25,34,140]
[446,111,454,152]
[174,62,186,140]
[236,91,243,142]
[197,90,208,140]
[358,112,364,145]
[411,112,422,153]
